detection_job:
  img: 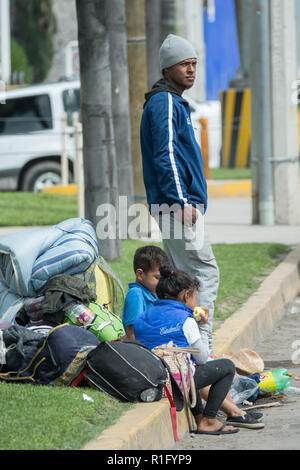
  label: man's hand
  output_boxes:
[180,204,198,226]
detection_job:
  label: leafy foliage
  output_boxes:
[10,0,57,83]
[10,38,32,83]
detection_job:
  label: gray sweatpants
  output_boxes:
[157,211,219,350]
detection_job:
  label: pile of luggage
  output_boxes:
[0,218,183,413]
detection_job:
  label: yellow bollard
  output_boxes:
[199,118,210,180]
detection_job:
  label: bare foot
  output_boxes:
[196,416,235,433]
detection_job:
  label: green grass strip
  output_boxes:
[0,382,132,450]
[0,193,78,226]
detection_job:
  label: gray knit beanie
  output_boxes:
[159,34,197,71]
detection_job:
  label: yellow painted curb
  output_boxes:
[207,179,251,198]
[42,180,252,198]
[42,184,77,195]
[83,399,194,451]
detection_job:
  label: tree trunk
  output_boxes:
[76,0,122,260]
[146,0,162,88]
[145,0,175,89]
[125,0,147,200]
[107,0,134,210]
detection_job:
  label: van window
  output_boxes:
[63,88,81,126]
[0,94,53,135]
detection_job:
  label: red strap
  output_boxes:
[163,384,180,442]
[71,368,87,388]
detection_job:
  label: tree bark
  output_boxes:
[76,0,122,260]
[146,0,162,88]
[145,0,175,88]
[125,0,147,200]
[107,0,134,209]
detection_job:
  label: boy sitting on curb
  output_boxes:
[122,245,171,339]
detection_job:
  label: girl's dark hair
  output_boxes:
[156,264,199,300]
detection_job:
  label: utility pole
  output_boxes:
[249,0,274,225]
[126,0,147,201]
[269,0,300,225]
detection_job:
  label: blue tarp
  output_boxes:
[204,0,241,100]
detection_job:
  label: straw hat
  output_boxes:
[224,349,264,376]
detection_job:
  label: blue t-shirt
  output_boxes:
[122,282,157,328]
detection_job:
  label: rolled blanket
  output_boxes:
[0,218,98,322]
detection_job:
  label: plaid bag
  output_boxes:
[152,342,198,408]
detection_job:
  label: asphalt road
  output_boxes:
[173,294,300,451]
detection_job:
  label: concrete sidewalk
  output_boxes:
[142,196,300,246]
[205,197,300,245]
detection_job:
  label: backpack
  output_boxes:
[76,256,125,315]
[94,256,125,314]
[63,301,126,342]
[0,323,99,386]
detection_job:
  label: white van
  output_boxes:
[0,80,80,192]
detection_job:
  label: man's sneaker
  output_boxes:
[226,413,265,429]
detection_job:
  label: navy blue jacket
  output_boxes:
[140,79,207,213]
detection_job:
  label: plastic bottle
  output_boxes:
[283,386,300,396]
[259,368,291,393]
[64,302,95,327]
[140,388,159,402]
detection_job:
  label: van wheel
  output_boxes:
[20,161,65,193]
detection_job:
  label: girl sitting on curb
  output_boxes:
[134,265,264,434]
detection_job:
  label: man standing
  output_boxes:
[140,34,219,354]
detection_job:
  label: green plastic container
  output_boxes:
[259,368,291,393]
[85,302,125,342]
[64,301,125,342]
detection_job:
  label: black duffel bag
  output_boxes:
[72,339,184,410]
[71,339,185,442]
